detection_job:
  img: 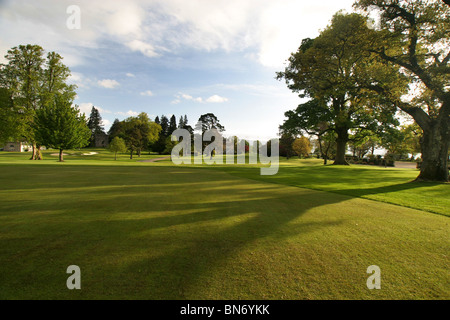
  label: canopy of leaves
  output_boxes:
[292,136,312,158]
[34,95,90,151]
[108,136,127,155]
[195,113,225,133]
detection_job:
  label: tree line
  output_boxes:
[0,44,90,161]
[277,0,449,181]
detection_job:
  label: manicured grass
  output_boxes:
[0,148,167,165]
[205,158,449,217]
[0,152,448,299]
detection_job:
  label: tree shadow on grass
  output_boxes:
[0,165,353,299]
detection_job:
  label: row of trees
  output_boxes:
[280,123,421,164]
[107,113,161,159]
[277,0,449,181]
[107,113,193,158]
[107,113,228,158]
[0,44,90,161]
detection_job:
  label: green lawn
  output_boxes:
[206,158,449,217]
[0,150,448,299]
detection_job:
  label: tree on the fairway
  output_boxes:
[87,106,105,147]
[122,113,161,159]
[355,0,450,181]
[277,13,406,165]
[292,137,312,158]
[108,136,127,160]
[34,95,90,161]
[0,44,44,159]
[0,45,77,160]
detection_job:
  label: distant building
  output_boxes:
[94,133,109,148]
[2,141,31,152]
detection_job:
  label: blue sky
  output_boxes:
[0,0,356,140]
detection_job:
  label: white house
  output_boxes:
[2,141,32,152]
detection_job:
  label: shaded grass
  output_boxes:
[0,163,449,299]
[203,158,449,217]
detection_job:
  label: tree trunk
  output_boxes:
[323,140,330,165]
[35,145,43,160]
[59,148,64,162]
[30,143,36,160]
[416,120,449,182]
[130,150,133,159]
[333,128,349,165]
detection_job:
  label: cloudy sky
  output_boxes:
[0,0,356,140]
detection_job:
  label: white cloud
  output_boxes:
[105,4,143,37]
[0,0,356,69]
[178,93,202,102]
[77,102,111,116]
[126,40,159,58]
[140,90,154,96]
[176,92,228,104]
[116,110,139,117]
[98,79,120,89]
[101,119,112,128]
[126,73,135,77]
[206,95,228,103]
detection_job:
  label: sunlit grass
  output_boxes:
[0,149,448,299]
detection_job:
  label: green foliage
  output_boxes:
[34,95,90,160]
[195,113,225,133]
[122,112,162,158]
[381,124,422,159]
[87,106,105,146]
[292,136,312,158]
[163,136,178,155]
[354,0,450,181]
[277,13,406,165]
[0,44,77,160]
[168,115,177,136]
[108,136,127,160]
[278,133,295,159]
[0,88,20,144]
[0,45,45,145]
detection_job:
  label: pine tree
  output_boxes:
[168,115,177,136]
[107,118,123,142]
[87,106,104,147]
[178,115,185,129]
[159,115,169,137]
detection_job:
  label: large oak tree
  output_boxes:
[0,45,76,159]
[355,0,450,181]
[277,13,406,165]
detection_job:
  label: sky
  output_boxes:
[0,0,357,141]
